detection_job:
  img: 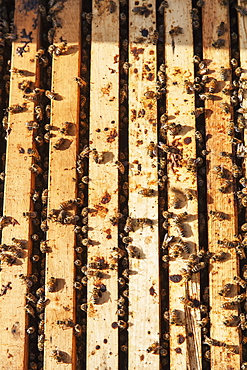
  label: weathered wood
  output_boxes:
[0,2,39,369]
[164,1,202,369]
[43,1,81,369]
[86,1,119,369]
[128,1,160,368]
[202,1,240,368]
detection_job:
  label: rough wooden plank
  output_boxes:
[164,1,202,369]
[86,1,119,369]
[202,1,240,368]
[128,1,160,368]
[43,1,81,369]
[0,2,40,369]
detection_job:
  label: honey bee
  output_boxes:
[197,316,209,328]
[37,334,45,351]
[79,145,91,159]
[91,287,102,304]
[235,66,243,77]
[220,102,230,114]
[51,348,62,363]
[74,76,87,89]
[191,261,206,273]
[114,161,125,174]
[233,275,246,288]
[170,309,181,325]
[218,180,231,193]
[195,131,203,143]
[59,121,71,135]
[36,296,46,313]
[222,314,237,326]
[45,90,57,100]
[138,188,155,197]
[26,292,38,304]
[208,78,218,93]
[180,268,192,282]
[169,244,182,258]
[220,66,228,80]
[162,233,173,249]
[232,164,242,178]
[179,296,195,308]
[219,283,232,296]
[209,210,225,221]
[217,21,226,37]
[184,79,193,93]
[29,164,43,175]
[7,104,26,114]
[176,223,186,237]
[191,107,204,118]
[54,41,67,55]
[26,326,35,335]
[126,245,141,259]
[211,251,226,262]
[171,196,181,209]
[212,39,225,49]
[147,141,156,158]
[53,137,65,150]
[25,304,35,318]
[47,277,56,292]
[91,148,103,164]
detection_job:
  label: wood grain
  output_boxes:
[86,1,119,369]
[43,1,81,369]
[202,1,240,368]
[0,2,39,369]
[164,1,202,369]
[128,1,160,368]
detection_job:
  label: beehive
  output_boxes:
[0,0,247,369]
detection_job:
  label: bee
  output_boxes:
[219,102,230,114]
[242,363,247,370]
[176,223,186,238]
[114,161,125,174]
[231,164,242,178]
[171,196,181,209]
[147,141,156,158]
[126,245,141,259]
[74,76,87,89]
[55,41,67,55]
[213,165,225,178]
[36,297,46,313]
[208,78,218,93]
[91,287,102,304]
[191,261,206,273]
[161,233,173,249]
[138,188,155,197]
[223,314,237,326]
[219,283,232,296]
[195,131,203,144]
[47,277,56,292]
[169,244,182,258]
[124,216,133,233]
[242,197,247,208]
[184,79,193,93]
[53,138,65,150]
[235,66,243,77]
[37,334,45,351]
[170,309,181,325]
[45,90,57,100]
[191,108,204,119]
[92,148,103,164]
[232,293,246,303]
[25,304,35,318]
[51,348,62,363]
[180,268,192,282]
[219,66,228,80]
[234,276,246,289]
[209,210,225,221]
[211,251,226,262]
[26,326,35,335]
[7,104,26,114]
[199,92,214,101]
[29,164,43,175]
[197,316,209,328]
[59,121,71,135]
[26,292,37,304]
[179,296,195,308]
[218,180,231,193]
[212,39,225,49]
[217,22,226,37]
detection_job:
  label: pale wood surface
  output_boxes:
[164,1,202,369]
[202,1,240,368]
[86,1,119,369]
[128,1,160,368]
[0,3,39,369]
[43,1,81,369]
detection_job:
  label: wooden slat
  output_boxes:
[0,2,39,369]
[202,1,240,368]
[128,1,160,368]
[86,1,119,369]
[43,1,81,369]
[164,1,202,369]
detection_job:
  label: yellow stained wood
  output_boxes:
[128,1,160,368]
[202,1,240,368]
[164,1,201,369]
[0,3,39,369]
[86,1,119,369]
[44,1,81,369]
